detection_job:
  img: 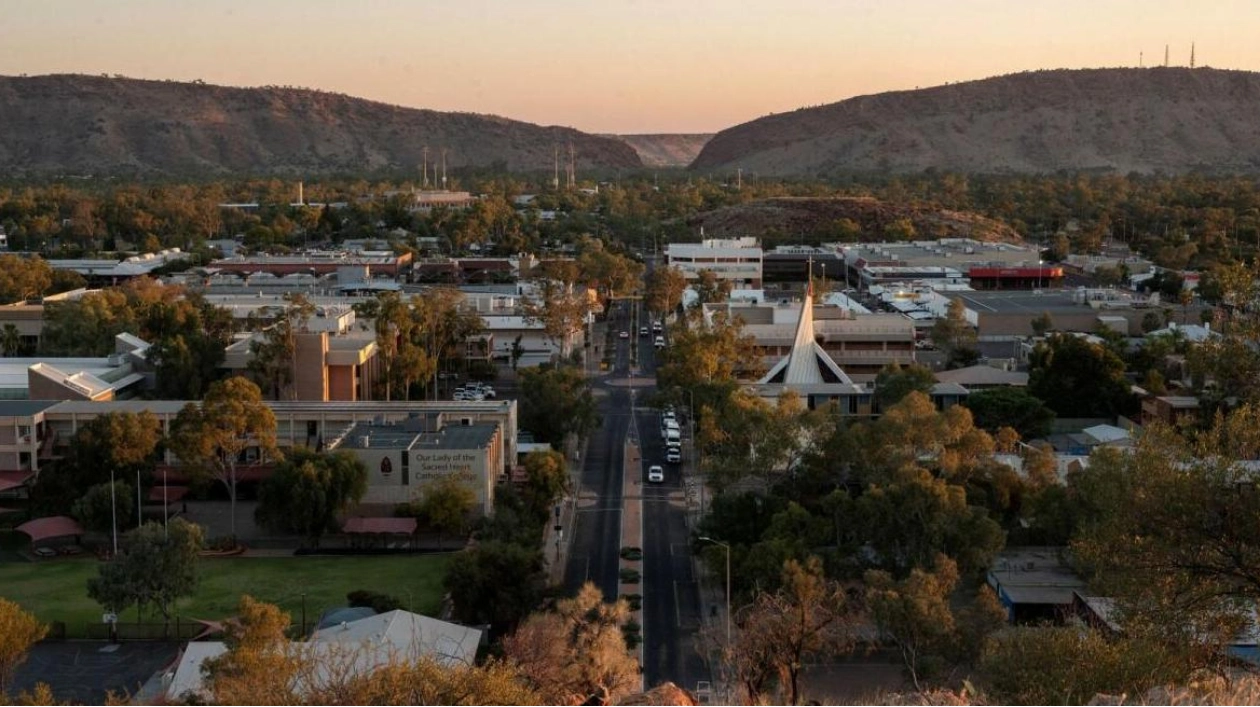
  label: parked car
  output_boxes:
[639,326,649,336]
[647,465,665,483]
[666,448,681,464]
[654,335,665,350]
[652,322,662,333]
[480,386,497,399]
[619,330,629,339]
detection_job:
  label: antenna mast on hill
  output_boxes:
[1139,51,1143,68]
[1164,45,1169,67]
[441,148,448,189]
[1191,42,1196,68]
[567,142,576,189]
[553,145,560,190]
[737,167,743,190]
[422,146,430,188]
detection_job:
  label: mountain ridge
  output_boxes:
[0,74,643,177]
[691,67,1260,176]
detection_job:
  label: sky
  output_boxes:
[3,0,1260,134]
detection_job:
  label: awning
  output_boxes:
[341,517,417,535]
[17,516,85,543]
[147,486,190,503]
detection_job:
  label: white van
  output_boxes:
[665,428,681,445]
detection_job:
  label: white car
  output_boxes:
[654,335,665,350]
[619,330,629,339]
[652,322,662,333]
[647,465,665,483]
[639,326,649,336]
[666,448,681,464]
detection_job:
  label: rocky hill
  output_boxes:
[692,68,1260,176]
[690,196,1022,244]
[0,74,643,177]
[613,134,712,167]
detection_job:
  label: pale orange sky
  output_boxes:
[3,0,1258,133]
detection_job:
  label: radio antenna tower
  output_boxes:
[1190,42,1196,68]
[1164,44,1169,67]
[422,147,430,188]
[440,148,448,189]
[553,145,560,190]
[567,142,576,189]
[1139,50,1143,68]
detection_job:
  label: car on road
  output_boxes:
[647,465,665,483]
[652,321,662,333]
[666,448,681,464]
[654,335,665,350]
[619,330,629,339]
[639,326,649,336]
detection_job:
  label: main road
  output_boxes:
[561,292,711,694]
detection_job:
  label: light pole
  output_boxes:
[698,536,731,647]
[1038,259,1043,291]
[109,470,118,556]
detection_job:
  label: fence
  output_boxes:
[80,619,210,641]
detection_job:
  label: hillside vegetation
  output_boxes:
[0,74,643,177]
[689,196,1023,245]
[692,68,1260,176]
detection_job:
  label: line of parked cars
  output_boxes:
[453,382,496,401]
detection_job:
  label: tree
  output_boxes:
[855,467,1005,576]
[0,324,25,356]
[247,292,315,400]
[645,265,687,316]
[961,387,1056,439]
[0,598,47,694]
[728,557,858,705]
[978,626,1193,705]
[143,294,234,400]
[873,362,936,411]
[34,411,162,517]
[1028,334,1136,418]
[521,279,591,359]
[202,595,300,706]
[416,475,477,550]
[929,299,978,369]
[444,540,545,631]
[518,365,599,447]
[1031,310,1054,337]
[884,218,917,241]
[87,518,203,622]
[254,449,368,548]
[510,334,525,371]
[520,449,570,520]
[0,254,52,304]
[71,481,133,535]
[504,582,639,705]
[171,377,279,538]
[1072,409,1260,649]
[692,269,732,306]
[867,558,955,687]
[655,310,762,397]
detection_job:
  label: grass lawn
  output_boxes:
[0,554,450,636]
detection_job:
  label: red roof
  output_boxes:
[341,517,417,535]
[17,516,84,543]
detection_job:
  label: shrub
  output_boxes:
[619,568,641,584]
[619,546,643,561]
[620,593,642,611]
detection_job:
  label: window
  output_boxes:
[402,452,410,485]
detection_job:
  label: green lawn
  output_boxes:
[0,554,450,636]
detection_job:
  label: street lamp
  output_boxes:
[698,536,731,647]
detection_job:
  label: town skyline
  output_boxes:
[2,0,1259,133]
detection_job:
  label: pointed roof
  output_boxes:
[759,283,853,387]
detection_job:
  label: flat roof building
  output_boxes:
[665,237,763,288]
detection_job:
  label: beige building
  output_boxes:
[0,400,517,514]
[332,416,503,515]
[707,300,916,375]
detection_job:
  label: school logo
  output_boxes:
[380,456,393,477]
